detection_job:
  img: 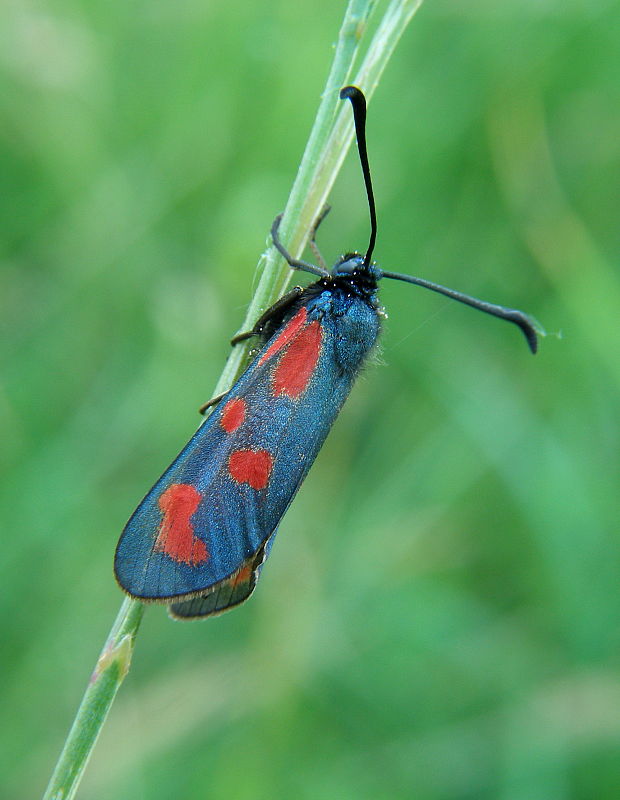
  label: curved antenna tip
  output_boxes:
[340,85,364,102]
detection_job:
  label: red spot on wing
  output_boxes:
[228,449,274,490]
[272,320,322,398]
[258,306,307,365]
[220,398,246,433]
[155,484,208,565]
[233,564,253,585]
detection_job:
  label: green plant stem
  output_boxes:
[42,598,144,800]
[42,1,424,797]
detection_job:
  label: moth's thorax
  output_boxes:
[304,279,382,375]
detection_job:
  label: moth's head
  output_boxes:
[332,253,381,283]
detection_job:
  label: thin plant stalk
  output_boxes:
[43,1,424,797]
[43,598,144,800]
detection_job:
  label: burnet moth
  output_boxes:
[115,86,538,620]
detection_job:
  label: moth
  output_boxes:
[114,87,537,619]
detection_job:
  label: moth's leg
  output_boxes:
[308,204,331,271]
[198,392,226,416]
[270,214,327,277]
[230,286,305,345]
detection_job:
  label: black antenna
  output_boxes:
[340,86,377,268]
[381,269,539,353]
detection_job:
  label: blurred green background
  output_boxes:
[2,0,619,797]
